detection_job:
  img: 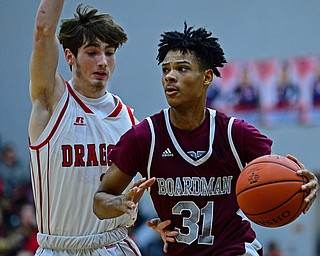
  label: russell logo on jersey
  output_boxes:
[74,116,86,126]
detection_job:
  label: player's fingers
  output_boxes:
[126,186,139,201]
[120,197,136,210]
[286,154,305,169]
[132,178,156,204]
[161,231,178,253]
[298,170,319,213]
[139,177,156,190]
[163,232,178,242]
[155,219,171,230]
[122,203,137,220]
[297,170,319,190]
[304,185,318,203]
[163,242,168,253]
[131,178,146,188]
[146,218,161,228]
[303,194,317,214]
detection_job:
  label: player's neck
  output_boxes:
[169,107,206,131]
[71,78,107,99]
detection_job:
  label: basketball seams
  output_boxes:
[236,179,306,197]
[243,190,307,227]
[245,160,301,173]
[242,190,306,216]
[284,192,307,225]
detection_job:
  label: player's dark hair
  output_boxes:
[58,4,127,57]
[157,22,226,77]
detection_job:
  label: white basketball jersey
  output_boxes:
[29,81,135,237]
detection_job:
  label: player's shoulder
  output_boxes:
[213,109,254,131]
[130,111,162,136]
[131,110,164,139]
[211,109,233,129]
[136,110,164,127]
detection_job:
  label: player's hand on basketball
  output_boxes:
[131,177,156,203]
[146,218,178,253]
[287,154,319,213]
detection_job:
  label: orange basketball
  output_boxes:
[236,154,308,228]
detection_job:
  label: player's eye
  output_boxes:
[105,51,115,57]
[162,67,169,74]
[178,66,188,72]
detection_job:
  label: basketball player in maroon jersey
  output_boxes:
[93,23,319,255]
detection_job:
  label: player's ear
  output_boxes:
[203,69,214,87]
[65,48,75,65]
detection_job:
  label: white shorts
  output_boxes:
[35,227,141,256]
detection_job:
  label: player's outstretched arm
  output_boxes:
[146,218,179,253]
[93,163,155,220]
[287,154,319,213]
[29,0,66,143]
[30,0,65,102]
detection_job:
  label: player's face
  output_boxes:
[72,39,116,96]
[161,50,209,109]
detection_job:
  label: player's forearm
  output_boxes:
[93,192,126,220]
[35,0,64,36]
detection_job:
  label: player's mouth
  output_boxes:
[165,85,179,96]
[93,71,108,80]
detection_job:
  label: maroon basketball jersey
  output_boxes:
[109,108,272,255]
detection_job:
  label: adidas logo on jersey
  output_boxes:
[74,116,86,126]
[162,148,174,157]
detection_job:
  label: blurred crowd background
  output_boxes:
[0,143,37,256]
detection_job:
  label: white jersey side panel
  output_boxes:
[29,85,134,236]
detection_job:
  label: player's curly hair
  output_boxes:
[58,4,127,57]
[157,22,226,77]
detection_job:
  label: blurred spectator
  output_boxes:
[233,67,259,111]
[0,142,37,256]
[206,84,221,107]
[0,144,32,232]
[312,64,320,107]
[4,203,38,256]
[0,207,11,255]
[266,241,284,256]
[275,63,299,110]
[0,143,30,198]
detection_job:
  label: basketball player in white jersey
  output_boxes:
[28,1,155,255]
[93,23,319,255]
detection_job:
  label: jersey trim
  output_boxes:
[164,108,216,166]
[108,98,123,118]
[126,106,135,125]
[227,117,243,170]
[146,117,155,194]
[66,81,93,114]
[29,93,70,150]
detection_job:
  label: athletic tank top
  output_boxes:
[109,108,272,255]
[29,81,135,237]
